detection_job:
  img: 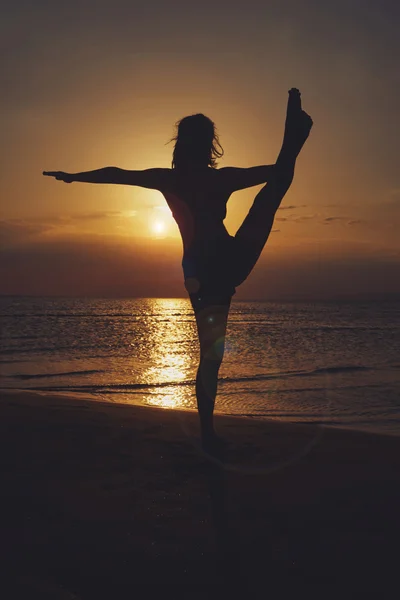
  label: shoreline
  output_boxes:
[2,386,400,440]
[1,388,400,597]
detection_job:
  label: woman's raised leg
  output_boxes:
[233,90,313,287]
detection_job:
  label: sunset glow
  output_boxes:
[1,1,398,300]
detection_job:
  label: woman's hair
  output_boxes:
[169,113,224,169]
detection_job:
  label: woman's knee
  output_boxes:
[200,340,226,362]
[194,303,230,359]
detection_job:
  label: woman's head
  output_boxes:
[170,114,224,169]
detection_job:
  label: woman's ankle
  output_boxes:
[201,425,216,440]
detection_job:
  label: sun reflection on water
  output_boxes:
[140,299,197,410]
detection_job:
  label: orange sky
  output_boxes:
[1,0,399,300]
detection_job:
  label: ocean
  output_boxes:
[1,296,399,436]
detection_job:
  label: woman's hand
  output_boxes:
[43,171,73,183]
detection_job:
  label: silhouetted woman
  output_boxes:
[44,88,313,452]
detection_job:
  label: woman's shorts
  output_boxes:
[182,236,238,300]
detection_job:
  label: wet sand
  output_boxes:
[1,390,399,599]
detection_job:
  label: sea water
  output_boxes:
[1,296,399,436]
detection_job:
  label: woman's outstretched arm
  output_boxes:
[221,165,275,193]
[43,167,169,190]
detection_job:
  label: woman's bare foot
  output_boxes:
[201,431,227,457]
[287,88,302,123]
[279,89,313,162]
[281,88,301,146]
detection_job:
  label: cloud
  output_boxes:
[347,219,363,226]
[276,213,351,225]
[0,219,56,248]
[50,210,137,222]
[279,204,307,210]
[323,217,368,226]
[275,212,370,230]
[276,208,317,223]
[0,211,140,249]
[292,214,318,222]
[323,216,349,224]
[268,208,374,231]
[68,210,124,221]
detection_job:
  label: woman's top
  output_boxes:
[161,167,237,296]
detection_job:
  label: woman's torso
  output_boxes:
[161,167,233,256]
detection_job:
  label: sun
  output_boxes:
[151,220,166,235]
[148,205,177,237]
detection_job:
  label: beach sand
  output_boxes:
[1,390,399,599]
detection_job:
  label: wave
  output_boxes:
[0,346,106,356]
[0,312,190,319]
[16,364,374,393]
[220,365,372,385]
[225,413,400,432]
[226,382,384,396]
[26,379,195,392]
[0,359,25,365]
[307,365,371,375]
[4,335,39,341]
[231,322,397,332]
[6,369,106,380]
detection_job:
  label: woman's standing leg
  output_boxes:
[190,295,232,448]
